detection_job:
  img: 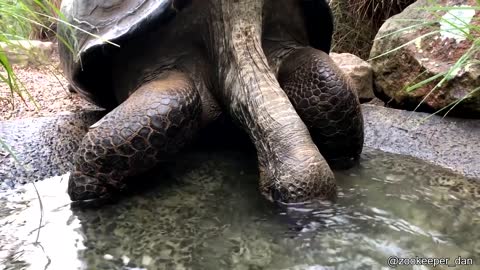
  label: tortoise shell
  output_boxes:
[58,0,332,109]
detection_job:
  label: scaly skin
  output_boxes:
[278,48,364,169]
[68,71,201,201]
[207,0,336,202]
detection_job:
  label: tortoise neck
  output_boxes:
[206,0,330,201]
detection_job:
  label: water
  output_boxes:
[0,148,479,270]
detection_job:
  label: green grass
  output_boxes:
[330,0,415,59]
[0,0,118,113]
[0,0,62,108]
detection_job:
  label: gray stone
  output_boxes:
[331,52,374,102]
[370,0,480,117]
[0,110,104,189]
[363,104,480,179]
[0,40,55,67]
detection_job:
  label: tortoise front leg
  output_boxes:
[275,48,364,169]
[68,71,201,201]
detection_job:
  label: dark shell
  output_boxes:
[58,0,181,109]
[58,0,333,109]
[301,0,333,54]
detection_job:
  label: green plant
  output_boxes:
[0,0,60,108]
[0,0,118,113]
[28,0,63,40]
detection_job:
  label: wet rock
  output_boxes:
[362,104,480,179]
[0,40,55,67]
[370,0,480,118]
[331,53,374,102]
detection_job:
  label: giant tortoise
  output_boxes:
[58,0,364,203]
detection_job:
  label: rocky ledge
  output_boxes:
[363,104,480,179]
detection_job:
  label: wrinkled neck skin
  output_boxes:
[205,0,335,202]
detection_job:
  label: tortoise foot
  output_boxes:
[69,172,113,201]
[68,71,202,202]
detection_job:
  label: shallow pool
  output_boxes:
[0,148,478,270]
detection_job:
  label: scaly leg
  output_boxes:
[68,71,202,201]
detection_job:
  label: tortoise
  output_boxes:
[58,0,364,204]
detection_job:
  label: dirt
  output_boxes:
[0,55,99,121]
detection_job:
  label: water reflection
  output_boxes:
[0,148,479,270]
[0,174,85,270]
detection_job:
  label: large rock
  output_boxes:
[370,0,480,118]
[331,53,375,102]
[0,40,54,67]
